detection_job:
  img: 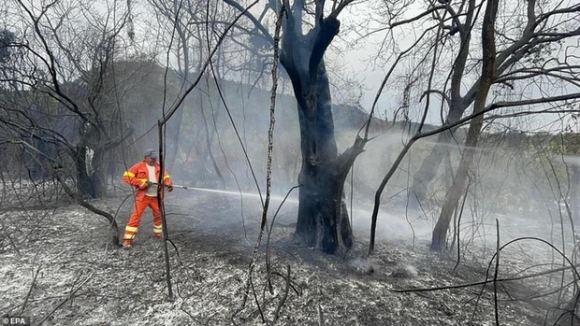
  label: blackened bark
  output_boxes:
[75,146,94,198]
[296,168,353,252]
[91,147,108,197]
[75,146,107,198]
[282,15,359,254]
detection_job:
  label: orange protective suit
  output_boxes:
[122,161,172,241]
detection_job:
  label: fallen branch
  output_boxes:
[20,264,42,315]
[53,170,120,246]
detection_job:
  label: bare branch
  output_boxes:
[161,0,260,124]
[388,5,447,29]
[221,0,275,45]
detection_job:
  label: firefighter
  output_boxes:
[121,149,173,249]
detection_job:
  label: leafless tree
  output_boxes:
[0,0,137,199]
[370,0,580,207]
[0,0,153,245]
[220,0,374,254]
[431,0,500,251]
[361,0,580,252]
[146,0,204,171]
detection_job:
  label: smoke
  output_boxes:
[116,60,580,258]
[347,257,374,274]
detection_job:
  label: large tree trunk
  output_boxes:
[281,13,360,254]
[431,0,498,251]
[296,167,353,252]
[293,64,354,253]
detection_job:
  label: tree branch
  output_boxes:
[308,16,339,85]
[222,0,275,45]
[161,0,260,124]
[388,5,447,29]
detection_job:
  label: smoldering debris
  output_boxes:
[390,264,418,278]
[347,257,375,274]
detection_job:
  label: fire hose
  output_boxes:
[148,182,246,194]
[148,182,191,189]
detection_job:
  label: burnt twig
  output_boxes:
[36,271,94,326]
[273,265,292,323]
[19,264,42,315]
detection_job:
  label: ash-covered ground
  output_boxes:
[1,186,577,325]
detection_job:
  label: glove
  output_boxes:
[167,185,173,192]
[138,182,148,190]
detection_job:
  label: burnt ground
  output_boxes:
[1,187,577,326]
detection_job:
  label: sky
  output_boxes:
[80,0,579,132]
[324,0,580,132]
[5,0,578,133]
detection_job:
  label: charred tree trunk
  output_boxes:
[281,12,362,254]
[91,147,108,198]
[292,64,350,252]
[75,146,94,198]
[293,64,355,253]
[431,0,498,251]
[74,145,107,198]
[296,167,353,251]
